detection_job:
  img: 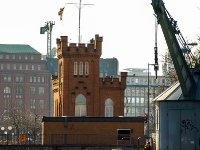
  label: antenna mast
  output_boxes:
[65,0,94,43]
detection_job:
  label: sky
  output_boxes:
[0,0,200,74]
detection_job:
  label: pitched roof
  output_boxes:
[0,44,41,54]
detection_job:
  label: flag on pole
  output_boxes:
[58,7,65,21]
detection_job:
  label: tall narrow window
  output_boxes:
[4,99,11,108]
[39,100,44,109]
[32,65,34,70]
[85,62,89,75]
[34,77,36,83]
[41,77,44,83]
[13,64,16,70]
[39,87,44,94]
[26,65,28,70]
[20,64,22,70]
[38,77,40,83]
[30,87,35,94]
[38,65,41,70]
[30,99,35,109]
[1,64,3,69]
[7,64,10,70]
[12,55,15,59]
[16,99,23,108]
[74,62,77,75]
[79,62,83,75]
[105,98,114,117]
[30,77,32,83]
[16,87,23,94]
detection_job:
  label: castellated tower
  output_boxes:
[52,34,127,117]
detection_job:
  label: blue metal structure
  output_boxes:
[151,0,200,149]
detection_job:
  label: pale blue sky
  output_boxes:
[0,0,200,73]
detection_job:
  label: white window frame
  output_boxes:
[79,62,83,75]
[74,62,77,75]
[85,62,89,75]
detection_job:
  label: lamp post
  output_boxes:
[147,63,155,138]
[8,126,12,144]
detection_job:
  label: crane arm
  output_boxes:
[151,0,196,97]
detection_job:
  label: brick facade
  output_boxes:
[52,34,127,117]
[42,117,144,146]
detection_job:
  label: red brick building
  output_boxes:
[0,44,51,121]
[42,35,144,147]
[52,34,127,117]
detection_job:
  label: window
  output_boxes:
[16,87,23,94]
[100,72,103,77]
[16,99,23,108]
[20,64,22,70]
[8,76,11,83]
[0,54,3,59]
[105,98,114,117]
[13,64,16,70]
[74,62,77,75]
[7,64,10,70]
[39,87,44,94]
[19,55,21,60]
[25,55,27,60]
[31,56,34,60]
[39,100,44,109]
[32,65,34,70]
[79,62,83,75]
[34,77,36,83]
[16,77,19,83]
[75,94,86,116]
[4,86,11,94]
[30,77,32,83]
[38,65,41,70]
[4,99,11,108]
[1,64,3,69]
[38,77,40,83]
[135,78,138,84]
[42,77,44,83]
[12,55,15,59]
[26,65,28,70]
[6,55,9,59]
[4,76,11,83]
[30,99,35,109]
[85,62,89,75]
[30,87,35,94]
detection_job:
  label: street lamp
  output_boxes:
[147,63,155,138]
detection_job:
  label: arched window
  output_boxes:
[75,94,86,116]
[85,62,89,75]
[4,86,11,94]
[105,98,114,117]
[16,87,23,94]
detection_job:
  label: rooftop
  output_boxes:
[0,44,41,54]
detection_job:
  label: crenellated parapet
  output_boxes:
[99,72,127,89]
[56,34,103,59]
